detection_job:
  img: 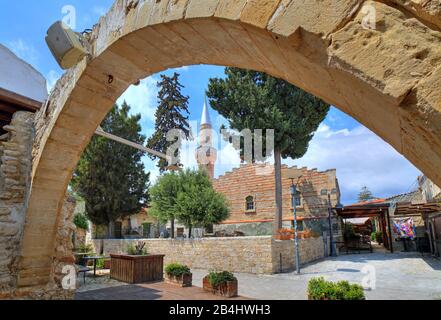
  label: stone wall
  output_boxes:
[92,236,327,275]
[272,236,327,273]
[0,111,76,299]
[0,112,34,297]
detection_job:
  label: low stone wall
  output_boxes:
[272,237,326,273]
[92,236,326,275]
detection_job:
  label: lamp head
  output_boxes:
[45,21,89,69]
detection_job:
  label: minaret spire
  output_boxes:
[201,95,212,128]
[196,96,217,180]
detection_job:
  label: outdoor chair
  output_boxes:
[76,265,91,284]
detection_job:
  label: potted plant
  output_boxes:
[307,277,365,300]
[110,241,165,284]
[165,263,192,287]
[203,271,238,298]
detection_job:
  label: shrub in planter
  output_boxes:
[165,263,192,287]
[307,277,365,300]
[127,241,148,255]
[203,271,238,298]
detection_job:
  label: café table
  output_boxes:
[84,256,110,277]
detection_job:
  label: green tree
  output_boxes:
[175,169,229,238]
[207,68,329,232]
[71,102,150,238]
[358,186,375,202]
[147,72,191,172]
[149,169,230,238]
[147,73,191,238]
[149,172,180,226]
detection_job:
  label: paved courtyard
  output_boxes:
[75,252,441,300]
[76,281,250,300]
[192,252,441,300]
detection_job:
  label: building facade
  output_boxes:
[212,164,341,236]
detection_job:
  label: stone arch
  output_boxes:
[15,0,441,291]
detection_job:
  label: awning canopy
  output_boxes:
[335,203,389,219]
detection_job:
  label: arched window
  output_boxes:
[245,196,255,211]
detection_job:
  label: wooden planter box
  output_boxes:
[103,259,111,269]
[203,276,238,298]
[165,273,193,287]
[110,254,164,284]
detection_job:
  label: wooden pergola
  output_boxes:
[335,203,394,252]
[394,201,441,216]
[334,200,441,253]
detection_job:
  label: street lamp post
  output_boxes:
[327,193,334,257]
[290,179,301,274]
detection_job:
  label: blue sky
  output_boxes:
[0,1,421,204]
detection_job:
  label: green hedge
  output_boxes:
[308,277,365,300]
[165,263,191,277]
[207,271,236,287]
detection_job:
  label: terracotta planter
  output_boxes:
[110,254,164,284]
[203,276,238,298]
[275,234,293,240]
[165,273,193,287]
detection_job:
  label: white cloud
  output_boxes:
[7,39,39,66]
[117,76,159,125]
[287,124,421,204]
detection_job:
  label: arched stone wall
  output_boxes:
[12,0,441,293]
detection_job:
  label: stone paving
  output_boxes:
[192,252,441,300]
[76,279,249,301]
[75,251,441,300]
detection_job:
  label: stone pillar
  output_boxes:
[0,112,77,299]
[0,112,34,297]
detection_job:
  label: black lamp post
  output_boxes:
[327,195,343,257]
[290,179,301,274]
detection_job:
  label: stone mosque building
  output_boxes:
[195,101,342,237]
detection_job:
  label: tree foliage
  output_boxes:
[148,172,181,225]
[73,212,89,231]
[207,68,329,229]
[71,102,150,230]
[358,186,376,202]
[149,169,230,237]
[147,73,191,172]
